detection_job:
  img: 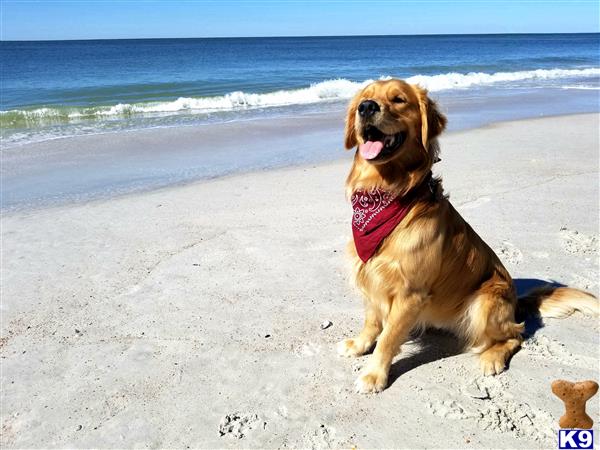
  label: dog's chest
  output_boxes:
[349,217,444,296]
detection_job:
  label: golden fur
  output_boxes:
[337,79,599,394]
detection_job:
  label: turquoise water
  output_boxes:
[1,33,599,146]
[2,33,599,211]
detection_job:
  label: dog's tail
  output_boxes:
[517,286,599,318]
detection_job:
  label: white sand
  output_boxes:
[1,114,599,448]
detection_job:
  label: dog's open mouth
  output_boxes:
[359,126,406,161]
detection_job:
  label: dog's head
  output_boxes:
[344,79,446,169]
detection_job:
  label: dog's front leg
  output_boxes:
[354,291,424,394]
[337,305,382,357]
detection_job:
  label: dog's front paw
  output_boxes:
[354,369,388,394]
[337,338,367,357]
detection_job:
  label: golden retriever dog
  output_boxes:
[337,79,598,394]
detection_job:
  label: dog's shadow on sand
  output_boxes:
[386,278,564,387]
[514,277,565,337]
[387,328,464,387]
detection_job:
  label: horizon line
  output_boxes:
[2,31,599,43]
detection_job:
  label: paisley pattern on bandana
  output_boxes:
[351,189,397,232]
[350,188,415,263]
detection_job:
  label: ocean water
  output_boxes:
[1,33,599,147]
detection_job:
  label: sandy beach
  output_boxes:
[1,114,599,448]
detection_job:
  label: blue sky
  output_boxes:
[2,1,599,41]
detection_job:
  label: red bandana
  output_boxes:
[351,188,416,263]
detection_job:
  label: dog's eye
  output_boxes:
[392,96,406,104]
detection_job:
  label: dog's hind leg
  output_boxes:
[337,305,382,357]
[467,277,525,376]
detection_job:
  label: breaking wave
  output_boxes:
[2,67,598,127]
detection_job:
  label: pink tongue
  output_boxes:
[359,140,384,160]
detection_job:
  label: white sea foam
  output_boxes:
[2,67,598,122]
[95,78,372,116]
[407,67,600,91]
[560,84,600,90]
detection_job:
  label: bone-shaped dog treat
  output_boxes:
[551,379,598,429]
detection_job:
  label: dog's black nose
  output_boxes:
[358,100,380,118]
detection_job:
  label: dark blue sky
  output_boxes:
[2,0,599,41]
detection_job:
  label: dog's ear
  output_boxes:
[416,86,447,149]
[344,92,361,149]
